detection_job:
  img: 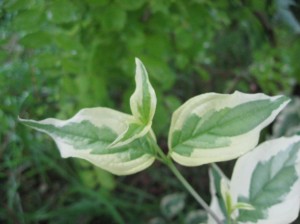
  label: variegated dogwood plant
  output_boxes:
[20,58,300,224]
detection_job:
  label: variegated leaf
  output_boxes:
[112,58,157,147]
[168,91,290,166]
[130,58,156,125]
[109,119,148,147]
[208,164,255,224]
[19,108,156,175]
[230,136,300,224]
[208,164,229,224]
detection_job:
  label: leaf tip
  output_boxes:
[134,57,146,77]
[135,57,142,65]
[17,115,24,122]
[18,116,30,125]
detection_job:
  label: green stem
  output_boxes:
[167,160,223,224]
[154,144,222,224]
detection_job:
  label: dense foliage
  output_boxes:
[1,0,300,223]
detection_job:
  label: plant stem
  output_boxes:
[153,144,222,224]
[167,160,223,224]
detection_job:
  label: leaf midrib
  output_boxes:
[250,159,294,204]
[24,120,115,145]
[172,99,277,149]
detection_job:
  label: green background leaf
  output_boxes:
[160,193,186,219]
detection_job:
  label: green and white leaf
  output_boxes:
[232,202,254,212]
[130,58,156,125]
[208,164,229,224]
[19,108,156,175]
[230,136,300,224]
[112,58,157,147]
[168,91,290,166]
[109,119,151,147]
[220,178,234,216]
[208,164,255,224]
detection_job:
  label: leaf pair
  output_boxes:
[20,58,157,175]
[208,136,300,224]
[20,59,290,175]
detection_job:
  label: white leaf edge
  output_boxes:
[108,119,150,148]
[110,58,157,147]
[230,136,300,224]
[208,164,229,224]
[130,57,157,125]
[169,91,290,166]
[19,107,155,175]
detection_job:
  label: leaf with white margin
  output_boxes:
[168,91,290,166]
[208,164,255,224]
[130,58,156,124]
[19,108,156,175]
[208,164,229,224]
[111,58,157,147]
[109,120,149,147]
[230,136,300,224]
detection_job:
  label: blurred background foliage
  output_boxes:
[1,0,300,223]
